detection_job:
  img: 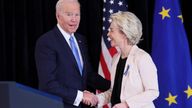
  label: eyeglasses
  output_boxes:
[108,27,120,32]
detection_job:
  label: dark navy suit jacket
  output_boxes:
[35,26,110,108]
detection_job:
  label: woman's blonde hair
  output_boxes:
[110,11,143,45]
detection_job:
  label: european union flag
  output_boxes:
[151,0,192,108]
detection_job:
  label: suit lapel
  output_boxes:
[74,33,86,77]
[121,45,138,93]
[54,27,82,76]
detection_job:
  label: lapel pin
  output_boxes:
[124,64,130,76]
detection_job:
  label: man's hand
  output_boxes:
[82,90,98,106]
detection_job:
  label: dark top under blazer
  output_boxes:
[35,26,110,108]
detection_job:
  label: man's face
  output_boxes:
[57,2,80,34]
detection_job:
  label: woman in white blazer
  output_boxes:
[97,11,159,108]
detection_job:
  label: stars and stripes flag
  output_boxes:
[152,0,192,107]
[98,0,128,107]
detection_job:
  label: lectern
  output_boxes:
[0,81,64,108]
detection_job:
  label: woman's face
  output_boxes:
[107,22,125,47]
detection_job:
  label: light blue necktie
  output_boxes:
[69,36,83,75]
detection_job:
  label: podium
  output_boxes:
[0,81,64,108]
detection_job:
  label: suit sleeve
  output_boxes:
[77,34,111,91]
[87,70,111,91]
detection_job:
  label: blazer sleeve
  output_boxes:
[96,88,112,107]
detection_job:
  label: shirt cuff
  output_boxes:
[73,90,83,106]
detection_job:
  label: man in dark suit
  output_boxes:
[35,0,110,108]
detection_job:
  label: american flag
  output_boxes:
[98,0,128,107]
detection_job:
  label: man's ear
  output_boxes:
[56,13,60,22]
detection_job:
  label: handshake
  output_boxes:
[82,90,98,107]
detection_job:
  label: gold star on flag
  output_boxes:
[165,92,177,106]
[159,6,171,20]
[177,15,183,23]
[184,85,192,99]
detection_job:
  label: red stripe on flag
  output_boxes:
[108,47,117,57]
[103,105,109,108]
[100,52,111,80]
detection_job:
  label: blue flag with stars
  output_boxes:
[152,0,192,107]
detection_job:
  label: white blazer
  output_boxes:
[97,45,159,108]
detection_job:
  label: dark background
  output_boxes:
[0,0,191,89]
